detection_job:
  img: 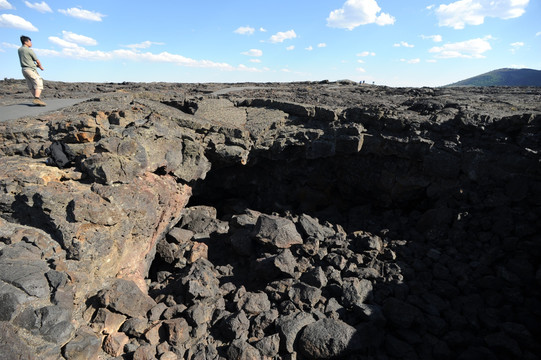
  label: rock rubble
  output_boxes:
[0,79,540,359]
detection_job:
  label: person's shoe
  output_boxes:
[33,98,46,106]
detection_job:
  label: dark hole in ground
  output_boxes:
[149,134,541,358]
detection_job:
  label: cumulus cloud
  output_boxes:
[250,59,261,63]
[25,1,52,13]
[400,58,421,63]
[0,42,21,52]
[434,0,530,29]
[357,51,376,57]
[421,34,443,42]
[241,49,263,57]
[259,27,267,32]
[58,7,105,22]
[429,37,492,58]
[50,46,239,70]
[29,42,256,72]
[0,0,14,10]
[357,67,366,72]
[394,41,414,48]
[124,41,164,50]
[49,31,98,48]
[318,43,327,48]
[537,31,541,36]
[269,30,297,43]
[236,64,264,73]
[49,36,79,48]
[62,31,97,46]
[1,41,19,49]
[305,46,313,51]
[0,14,38,31]
[327,0,395,30]
[234,26,255,35]
[510,41,524,53]
[286,45,295,51]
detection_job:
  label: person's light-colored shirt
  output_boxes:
[18,46,38,69]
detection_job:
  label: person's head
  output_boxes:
[20,36,31,46]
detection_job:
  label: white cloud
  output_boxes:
[318,43,327,48]
[58,7,105,22]
[536,31,541,36]
[236,64,264,73]
[286,45,295,51]
[357,67,366,72]
[429,37,492,58]
[25,1,52,13]
[357,51,376,57]
[62,31,97,46]
[234,26,255,35]
[58,47,238,70]
[32,48,60,57]
[1,42,19,49]
[269,30,297,43]
[49,32,99,48]
[305,46,313,51]
[124,41,164,50]
[435,0,530,29]
[327,0,395,30]
[49,36,79,48]
[394,41,414,48]
[31,43,260,72]
[426,59,438,63]
[400,58,421,64]
[0,14,38,31]
[259,27,267,32]
[421,34,443,42]
[357,59,365,63]
[510,41,524,53]
[0,0,14,10]
[241,49,263,57]
[250,59,261,63]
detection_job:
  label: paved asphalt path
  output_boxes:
[0,98,89,122]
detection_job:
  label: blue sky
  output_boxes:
[1,0,539,86]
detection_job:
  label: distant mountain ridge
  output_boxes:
[446,68,541,87]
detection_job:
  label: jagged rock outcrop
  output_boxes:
[0,80,540,359]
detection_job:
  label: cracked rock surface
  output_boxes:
[0,79,540,359]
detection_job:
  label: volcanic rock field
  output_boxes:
[0,79,540,360]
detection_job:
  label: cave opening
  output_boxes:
[187,153,437,237]
[146,113,541,359]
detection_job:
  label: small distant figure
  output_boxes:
[18,35,46,106]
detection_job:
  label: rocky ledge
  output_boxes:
[0,79,540,360]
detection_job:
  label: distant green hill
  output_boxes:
[446,68,541,87]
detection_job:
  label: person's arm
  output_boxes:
[35,58,44,71]
[30,49,44,70]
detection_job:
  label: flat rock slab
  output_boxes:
[0,98,90,122]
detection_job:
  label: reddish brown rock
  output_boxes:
[103,332,129,357]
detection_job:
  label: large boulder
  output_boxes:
[298,319,359,359]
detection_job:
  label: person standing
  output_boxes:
[18,35,46,106]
